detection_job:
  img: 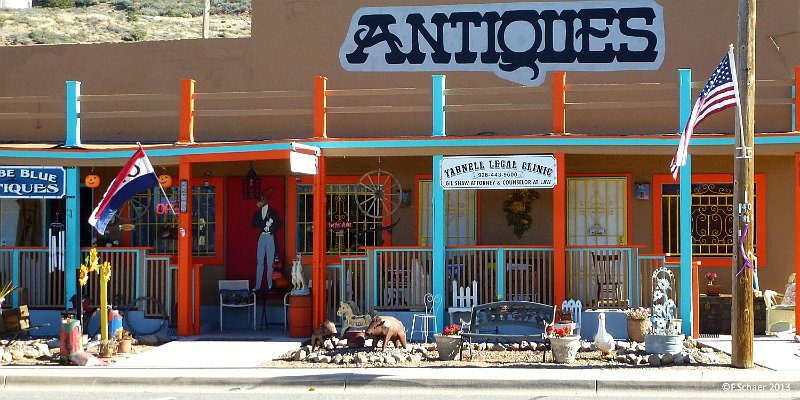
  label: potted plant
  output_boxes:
[98,338,117,358]
[115,329,134,354]
[624,306,651,342]
[434,323,462,361]
[0,281,15,316]
[705,272,721,296]
[546,324,581,363]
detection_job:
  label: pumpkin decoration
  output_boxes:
[85,174,100,188]
[158,174,173,189]
[274,277,290,290]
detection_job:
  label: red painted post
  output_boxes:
[314,76,327,138]
[553,153,566,306]
[552,72,566,134]
[312,155,327,326]
[177,157,193,336]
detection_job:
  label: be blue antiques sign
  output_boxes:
[340,1,665,86]
[0,166,66,198]
[440,155,556,189]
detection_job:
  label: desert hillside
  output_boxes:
[0,1,250,45]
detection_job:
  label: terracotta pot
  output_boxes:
[626,318,651,342]
[434,334,461,361]
[117,338,132,354]
[706,284,722,296]
[550,335,581,363]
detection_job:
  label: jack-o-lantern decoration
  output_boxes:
[158,174,173,189]
[85,174,100,188]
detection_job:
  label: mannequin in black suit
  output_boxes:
[251,195,282,291]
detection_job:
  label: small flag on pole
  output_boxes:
[670,49,740,179]
[89,146,160,235]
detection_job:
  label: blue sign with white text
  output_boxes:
[0,166,66,198]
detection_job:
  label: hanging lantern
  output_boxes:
[158,174,173,189]
[85,174,100,188]
[241,161,260,200]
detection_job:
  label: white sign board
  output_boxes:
[440,155,557,190]
[290,151,318,175]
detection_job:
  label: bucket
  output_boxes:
[644,333,684,354]
[288,295,312,338]
[59,318,83,362]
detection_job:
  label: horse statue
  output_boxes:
[336,301,376,338]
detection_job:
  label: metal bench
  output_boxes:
[459,300,555,360]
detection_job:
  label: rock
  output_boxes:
[293,349,306,361]
[580,342,593,352]
[355,353,368,364]
[23,348,39,359]
[324,340,334,350]
[384,355,396,365]
[700,347,714,353]
[319,355,332,364]
[617,347,628,355]
[342,355,353,364]
[625,353,638,364]
[615,355,627,363]
[684,337,697,348]
[510,343,520,351]
[648,354,661,366]
[536,342,548,351]
[638,356,649,365]
[478,342,487,351]
[137,334,162,346]
[392,354,405,363]
[332,354,343,364]
[2,351,12,362]
[364,339,373,348]
[409,354,422,363]
[368,355,381,363]
[34,343,50,355]
[673,352,685,365]
[520,341,529,350]
[794,335,799,343]
[10,350,23,361]
[615,341,628,351]
[661,353,674,364]
[635,344,646,352]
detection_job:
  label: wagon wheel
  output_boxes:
[110,191,152,224]
[357,169,402,218]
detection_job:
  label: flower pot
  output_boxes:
[549,335,581,363]
[626,318,651,342]
[706,284,722,296]
[644,334,683,355]
[434,334,461,361]
[117,338,132,354]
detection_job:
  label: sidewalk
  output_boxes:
[1,330,798,396]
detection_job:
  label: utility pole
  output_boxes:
[202,0,210,39]
[732,0,756,369]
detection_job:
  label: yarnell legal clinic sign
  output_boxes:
[440,155,556,190]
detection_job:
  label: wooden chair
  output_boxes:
[218,280,256,331]
[591,252,628,308]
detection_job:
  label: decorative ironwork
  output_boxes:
[650,267,677,334]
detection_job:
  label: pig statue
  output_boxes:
[310,320,338,351]
[365,316,407,351]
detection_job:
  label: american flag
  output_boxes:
[670,50,740,179]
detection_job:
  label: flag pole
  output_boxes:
[732,0,756,369]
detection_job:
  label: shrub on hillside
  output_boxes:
[75,0,101,6]
[112,0,250,16]
[35,0,76,8]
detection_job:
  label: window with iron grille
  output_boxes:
[128,179,222,261]
[296,183,385,255]
[661,183,755,257]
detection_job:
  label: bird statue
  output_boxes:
[593,312,615,355]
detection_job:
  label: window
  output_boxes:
[295,182,386,256]
[653,174,766,266]
[127,178,223,263]
[417,179,477,246]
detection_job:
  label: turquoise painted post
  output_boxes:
[431,74,446,332]
[65,167,80,310]
[678,68,693,335]
[11,249,20,307]
[496,248,505,301]
[65,81,81,148]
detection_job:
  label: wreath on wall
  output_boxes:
[503,189,538,238]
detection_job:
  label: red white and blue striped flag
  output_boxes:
[670,49,740,179]
[89,147,160,234]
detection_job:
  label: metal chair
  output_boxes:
[218,280,256,331]
[411,293,440,343]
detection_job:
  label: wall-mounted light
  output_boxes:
[242,161,261,200]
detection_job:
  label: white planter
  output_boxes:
[550,335,581,363]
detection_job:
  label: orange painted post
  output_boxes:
[177,157,193,336]
[552,71,566,134]
[795,67,799,132]
[179,79,195,144]
[312,154,327,326]
[314,76,327,138]
[796,153,800,332]
[553,153,566,306]
[193,263,201,335]
[692,263,698,338]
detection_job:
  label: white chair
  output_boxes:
[560,299,583,336]
[448,279,478,325]
[218,280,256,331]
[411,293,440,343]
[764,273,796,335]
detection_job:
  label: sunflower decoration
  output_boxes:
[79,247,112,286]
[502,189,538,238]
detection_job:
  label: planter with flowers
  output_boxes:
[546,324,580,363]
[624,306,651,342]
[705,272,721,296]
[434,323,462,361]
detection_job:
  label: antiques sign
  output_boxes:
[0,166,66,198]
[340,1,665,86]
[440,155,556,189]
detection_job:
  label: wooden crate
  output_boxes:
[2,305,30,331]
